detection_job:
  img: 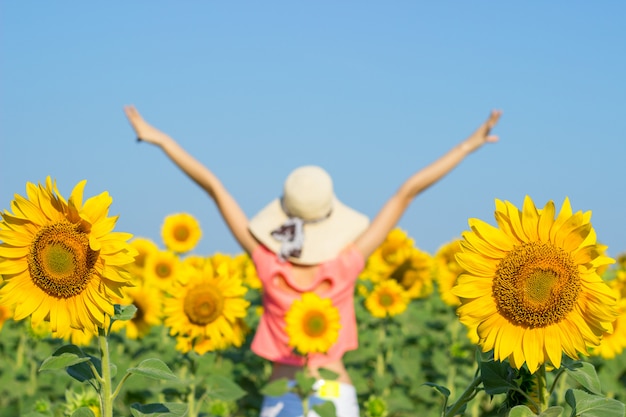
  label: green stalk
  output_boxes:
[444,374,482,417]
[535,364,548,413]
[98,327,114,417]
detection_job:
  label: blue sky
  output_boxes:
[1,2,625,259]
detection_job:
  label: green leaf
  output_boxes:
[565,389,625,417]
[312,401,337,417]
[318,367,339,381]
[480,360,518,395]
[70,407,96,417]
[509,405,537,417]
[260,378,290,397]
[127,358,178,381]
[203,374,247,401]
[564,362,602,395]
[540,406,564,417]
[39,352,90,372]
[112,304,137,322]
[66,355,101,382]
[295,370,316,395]
[422,382,451,398]
[129,402,188,417]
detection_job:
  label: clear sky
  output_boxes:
[1,2,625,259]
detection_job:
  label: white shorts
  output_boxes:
[260,380,359,417]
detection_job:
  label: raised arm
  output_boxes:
[354,109,502,259]
[124,105,259,255]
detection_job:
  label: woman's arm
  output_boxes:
[124,105,259,255]
[354,109,502,259]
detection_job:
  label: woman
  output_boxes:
[124,105,502,417]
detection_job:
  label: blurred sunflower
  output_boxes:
[433,239,465,307]
[161,213,202,254]
[0,177,136,335]
[360,228,433,299]
[143,249,186,291]
[128,237,159,282]
[452,196,618,373]
[164,262,249,348]
[285,292,341,355]
[0,302,13,331]
[365,280,410,318]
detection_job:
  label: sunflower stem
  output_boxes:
[535,364,549,413]
[376,322,387,377]
[444,373,482,417]
[98,327,114,417]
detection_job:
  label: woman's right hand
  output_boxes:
[124,105,170,146]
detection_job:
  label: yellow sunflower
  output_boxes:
[163,262,249,348]
[433,239,465,307]
[0,177,136,335]
[128,237,159,281]
[365,280,410,318]
[143,249,187,290]
[161,213,202,254]
[285,292,341,355]
[452,196,618,373]
[359,228,433,299]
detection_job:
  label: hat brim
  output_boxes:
[248,197,369,265]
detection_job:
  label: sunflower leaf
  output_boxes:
[422,382,451,398]
[260,378,290,397]
[508,405,537,417]
[70,407,96,417]
[112,304,137,322]
[312,401,337,417]
[129,402,188,417]
[479,360,519,395]
[565,389,625,417]
[563,361,602,395]
[540,406,564,417]
[203,374,247,401]
[127,358,178,381]
[39,352,90,372]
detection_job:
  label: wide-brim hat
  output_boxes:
[248,165,369,265]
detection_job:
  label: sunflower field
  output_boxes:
[1,178,626,417]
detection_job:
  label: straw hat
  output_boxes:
[248,165,369,265]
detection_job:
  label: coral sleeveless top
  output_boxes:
[250,244,365,366]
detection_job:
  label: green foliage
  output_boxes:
[1,280,625,416]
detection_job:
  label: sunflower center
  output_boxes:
[155,262,172,279]
[493,241,580,328]
[183,285,224,325]
[173,225,190,242]
[378,292,395,307]
[303,310,327,337]
[28,222,98,299]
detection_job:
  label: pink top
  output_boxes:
[250,244,365,366]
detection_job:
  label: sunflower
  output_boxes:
[359,228,433,299]
[452,196,618,373]
[433,239,465,307]
[161,213,202,254]
[285,292,341,355]
[143,249,187,291]
[365,280,410,318]
[128,237,159,282]
[163,262,249,348]
[0,177,136,335]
